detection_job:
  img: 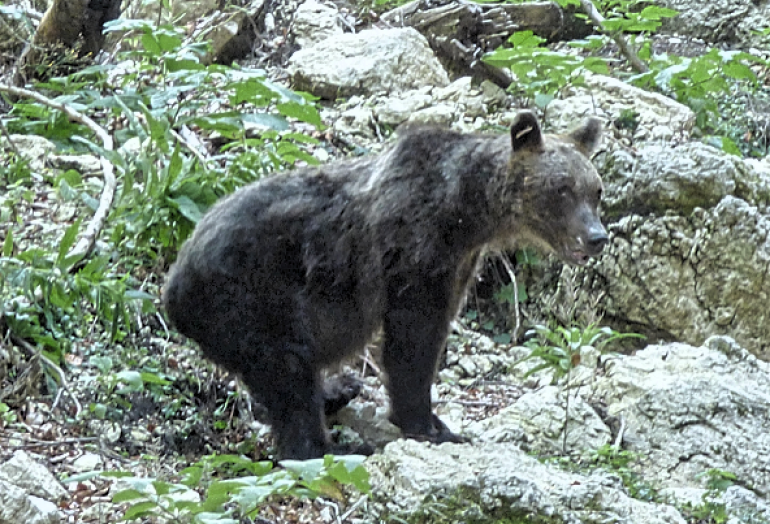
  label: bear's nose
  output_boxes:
[587,231,609,253]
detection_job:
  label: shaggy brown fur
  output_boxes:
[163,111,607,459]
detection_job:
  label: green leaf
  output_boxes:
[534,93,554,109]
[140,372,172,386]
[170,195,205,223]
[276,102,322,128]
[141,34,161,56]
[56,219,81,265]
[166,59,204,72]
[282,132,320,145]
[509,31,546,48]
[122,501,159,520]
[241,113,289,131]
[194,514,239,524]
[281,458,325,481]
[124,289,155,301]
[3,229,12,257]
[157,33,182,52]
[493,333,511,344]
[168,145,183,184]
[583,57,609,74]
[722,61,756,82]
[101,471,136,478]
[181,466,203,487]
[719,136,742,156]
[61,471,104,483]
[115,370,144,392]
[152,480,172,496]
[639,5,679,20]
[112,489,147,503]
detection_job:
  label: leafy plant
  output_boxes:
[1,21,323,359]
[680,469,739,524]
[486,0,768,156]
[0,152,32,187]
[632,48,766,132]
[100,454,370,523]
[0,221,154,361]
[516,324,644,452]
[484,30,609,108]
[587,444,658,501]
[517,323,644,382]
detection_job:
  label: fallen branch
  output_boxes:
[12,336,83,418]
[578,0,648,74]
[0,83,116,263]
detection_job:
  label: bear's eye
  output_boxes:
[558,185,572,198]
[597,188,603,201]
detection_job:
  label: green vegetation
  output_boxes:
[517,323,644,382]
[62,454,370,523]
[1,21,322,358]
[485,0,769,157]
[1,20,331,522]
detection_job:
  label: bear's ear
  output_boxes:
[568,117,602,156]
[510,111,544,152]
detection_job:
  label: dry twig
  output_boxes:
[12,336,83,418]
[499,254,521,342]
[0,83,116,263]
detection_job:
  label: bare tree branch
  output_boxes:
[0,83,116,263]
[579,0,648,74]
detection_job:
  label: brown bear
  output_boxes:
[163,111,607,459]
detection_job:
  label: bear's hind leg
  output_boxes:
[241,341,329,460]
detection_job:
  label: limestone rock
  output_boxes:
[0,480,61,524]
[0,451,68,502]
[0,452,65,524]
[364,440,686,524]
[1,135,57,173]
[545,74,695,143]
[591,196,770,357]
[288,27,449,99]
[468,386,611,454]
[597,337,770,495]
[657,0,754,42]
[290,1,342,48]
[600,141,770,218]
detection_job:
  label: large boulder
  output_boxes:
[288,27,450,99]
[365,440,687,524]
[594,337,770,496]
[545,74,695,143]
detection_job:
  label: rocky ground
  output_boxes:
[2,0,770,522]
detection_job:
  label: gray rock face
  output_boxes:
[601,142,770,218]
[362,337,770,523]
[0,451,68,502]
[365,440,687,524]
[657,0,754,42]
[601,197,770,356]
[545,74,695,143]
[0,451,65,524]
[288,27,449,99]
[290,0,342,48]
[528,78,770,358]
[596,337,770,497]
